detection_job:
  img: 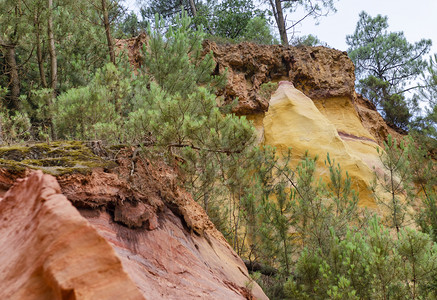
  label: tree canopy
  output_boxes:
[346,11,432,129]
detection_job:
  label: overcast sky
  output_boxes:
[125,0,437,55]
[295,0,437,55]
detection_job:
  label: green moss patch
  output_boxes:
[0,141,117,175]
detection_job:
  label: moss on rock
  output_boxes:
[0,141,117,176]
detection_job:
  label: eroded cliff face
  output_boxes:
[0,147,267,300]
[0,171,144,300]
[206,40,405,207]
[263,82,379,206]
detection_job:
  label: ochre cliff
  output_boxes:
[0,146,267,300]
[263,81,379,207]
[206,41,405,207]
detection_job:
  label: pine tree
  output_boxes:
[408,137,437,242]
[346,11,431,129]
[373,135,413,234]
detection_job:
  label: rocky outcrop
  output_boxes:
[115,33,148,69]
[0,171,144,300]
[205,41,355,115]
[204,41,407,207]
[206,40,404,147]
[0,146,267,300]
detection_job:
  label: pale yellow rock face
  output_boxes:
[263,82,383,207]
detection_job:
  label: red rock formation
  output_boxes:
[0,148,267,299]
[59,150,267,299]
[0,170,144,300]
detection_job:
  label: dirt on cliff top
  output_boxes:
[0,142,221,238]
[204,40,356,115]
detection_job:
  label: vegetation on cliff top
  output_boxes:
[0,141,116,175]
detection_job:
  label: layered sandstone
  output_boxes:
[0,171,144,300]
[264,82,381,207]
[0,146,267,300]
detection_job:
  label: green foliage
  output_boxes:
[240,17,277,44]
[209,0,264,39]
[140,13,226,97]
[258,82,278,103]
[373,135,413,233]
[115,11,147,38]
[413,54,437,145]
[284,217,437,299]
[54,63,131,141]
[408,137,437,242]
[291,34,327,47]
[243,149,361,287]
[139,0,192,20]
[0,109,31,144]
[0,87,31,143]
[346,11,431,129]
[20,88,55,139]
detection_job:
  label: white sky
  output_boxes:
[125,0,437,55]
[294,0,437,55]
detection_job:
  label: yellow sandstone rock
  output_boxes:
[263,81,384,207]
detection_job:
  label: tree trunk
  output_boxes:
[2,44,21,111]
[47,0,57,93]
[47,0,57,139]
[35,9,48,88]
[188,0,197,17]
[274,0,288,46]
[101,0,115,65]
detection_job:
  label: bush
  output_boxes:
[54,63,131,141]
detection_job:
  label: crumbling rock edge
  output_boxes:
[0,170,144,300]
[0,148,267,299]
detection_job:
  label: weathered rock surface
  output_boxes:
[115,33,148,70]
[206,40,404,147]
[0,170,144,300]
[205,41,355,115]
[264,82,381,206]
[61,150,267,299]
[0,147,267,299]
[354,94,405,146]
[205,41,407,207]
